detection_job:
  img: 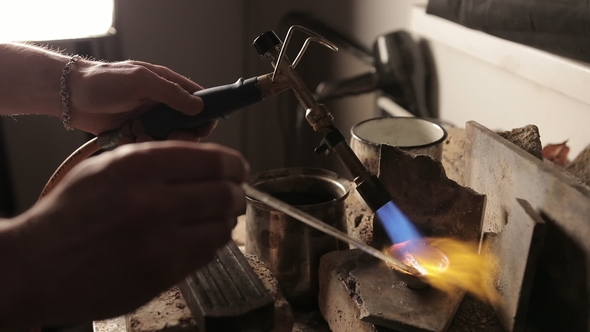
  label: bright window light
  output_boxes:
[0,0,114,42]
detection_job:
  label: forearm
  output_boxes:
[0,42,73,118]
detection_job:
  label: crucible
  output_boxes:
[245,167,350,309]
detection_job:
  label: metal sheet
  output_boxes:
[178,240,274,332]
[465,120,590,331]
[482,198,546,332]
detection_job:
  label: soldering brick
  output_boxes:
[318,249,388,332]
[319,249,462,332]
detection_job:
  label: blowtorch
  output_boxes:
[96,73,291,147]
[95,26,396,223]
[41,25,427,287]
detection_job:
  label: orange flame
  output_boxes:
[389,237,501,305]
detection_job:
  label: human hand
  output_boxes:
[0,141,249,328]
[68,59,216,140]
[0,43,215,141]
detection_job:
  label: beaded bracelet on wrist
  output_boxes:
[60,54,81,130]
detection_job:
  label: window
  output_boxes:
[0,0,114,42]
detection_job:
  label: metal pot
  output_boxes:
[245,167,350,309]
[351,117,448,173]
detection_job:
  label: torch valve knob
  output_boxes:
[253,31,283,59]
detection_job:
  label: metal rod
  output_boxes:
[242,183,415,275]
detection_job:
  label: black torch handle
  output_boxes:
[139,76,262,140]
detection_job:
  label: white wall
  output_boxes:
[410,5,590,158]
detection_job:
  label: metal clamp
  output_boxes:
[271,25,338,83]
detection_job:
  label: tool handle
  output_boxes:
[139,76,262,140]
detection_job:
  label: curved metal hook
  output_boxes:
[272,25,338,82]
[292,36,338,68]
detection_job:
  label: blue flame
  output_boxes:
[375,201,421,244]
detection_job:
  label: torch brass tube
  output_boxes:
[330,141,375,184]
[256,73,291,99]
[242,183,416,275]
[268,48,375,184]
[268,47,324,115]
[281,63,319,109]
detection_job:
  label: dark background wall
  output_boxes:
[1,0,415,214]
